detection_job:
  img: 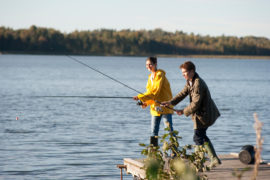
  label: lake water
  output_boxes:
[0,54,269,179]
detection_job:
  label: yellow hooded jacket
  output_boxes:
[138,69,174,116]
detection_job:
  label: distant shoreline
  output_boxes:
[1,52,270,60]
[157,54,270,60]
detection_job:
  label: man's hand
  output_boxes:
[133,96,139,101]
[176,109,184,116]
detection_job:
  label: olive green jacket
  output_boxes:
[170,73,220,129]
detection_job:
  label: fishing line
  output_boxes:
[34,95,133,99]
[67,55,143,95]
[66,55,177,112]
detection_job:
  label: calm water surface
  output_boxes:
[0,55,270,179]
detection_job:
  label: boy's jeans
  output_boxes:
[151,114,173,136]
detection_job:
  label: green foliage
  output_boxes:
[139,128,208,180]
[1,26,270,56]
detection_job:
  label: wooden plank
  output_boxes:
[204,154,270,180]
[124,158,145,179]
[122,154,270,180]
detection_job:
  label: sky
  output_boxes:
[0,0,270,39]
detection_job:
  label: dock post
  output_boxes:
[117,164,127,180]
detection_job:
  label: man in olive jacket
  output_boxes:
[162,61,221,169]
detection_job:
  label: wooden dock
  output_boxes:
[204,154,270,180]
[117,153,270,180]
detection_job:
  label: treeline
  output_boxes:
[1,25,270,56]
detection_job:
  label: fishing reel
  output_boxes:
[137,100,143,106]
[137,100,163,112]
[155,106,163,112]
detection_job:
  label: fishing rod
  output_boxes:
[139,100,178,112]
[66,55,178,112]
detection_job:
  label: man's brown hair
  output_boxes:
[180,61,196,72]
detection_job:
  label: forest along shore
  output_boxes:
[1,26,270,57]
[1,52,270,60]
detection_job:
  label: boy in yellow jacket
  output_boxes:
[133,57,174,144]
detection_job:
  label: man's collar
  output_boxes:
[187,72,198,85]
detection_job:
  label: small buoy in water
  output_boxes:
[16,117,19,120]
[239,145,255,164]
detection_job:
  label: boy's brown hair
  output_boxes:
[147,56,157,64]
